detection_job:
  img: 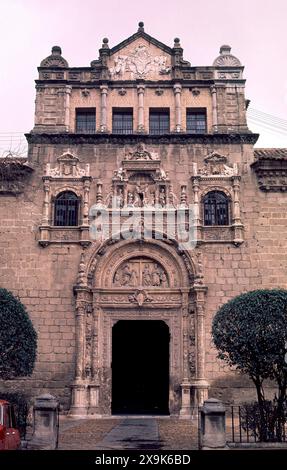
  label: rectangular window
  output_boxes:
[112,108,133,134]
[149,109,170,135]
[186,109,207,133]
[76,109,96,133]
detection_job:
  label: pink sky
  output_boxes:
[0,0,286,149]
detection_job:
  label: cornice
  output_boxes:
[25,132,259,146]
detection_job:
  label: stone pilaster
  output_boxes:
[190,285,209,408]
[180,288,192,418]
[137,84,145,132]
[99,85,108,132]
[173,83,182,132]
[210,85,218,132]
[232,175,244,244]
[69,285,90,416]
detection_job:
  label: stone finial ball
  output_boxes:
[174,38,180,43]
[138,21,144,28]
[103,38,109,44]
[52,46,62,54]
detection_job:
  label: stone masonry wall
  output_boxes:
[1,141,286,408]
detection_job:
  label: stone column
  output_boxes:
[42,179,50,225]
[192,175,202,242]
[180,289,192,418]
[100,85,108,132]
[232,175,244,244]
[210,85,218,132]
[137,84,145,132]
[75,303,85,380]
[88,293,101,415]
[173,83,182,132]
[63,85,72,131]
[232,175,241,224]
[191,285,209,408]
[82,179,90,226]
[69,293,88,416]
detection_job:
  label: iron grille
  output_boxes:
[186,111,207,134]
[76,110,96,133]
[149,110,170,135]
[112,111,133,134]
[203,191,229,226]
[54,192,79,226]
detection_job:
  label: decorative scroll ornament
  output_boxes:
[46,152,90,178]
[109,44,171,79]
[197,152,237,176]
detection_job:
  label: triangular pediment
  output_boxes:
[110,30,173,56]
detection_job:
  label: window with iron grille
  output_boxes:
[76,109,96,133]
[186,109,207,133]
[54,192,79,226]
[149,109,170,135]
[112,109,133,134]
[203,191,229,226]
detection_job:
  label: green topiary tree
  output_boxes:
[0,288,37,379]
[212,289,287,441]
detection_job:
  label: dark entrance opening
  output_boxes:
[112,320,170,415]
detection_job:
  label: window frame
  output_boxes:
[53,191,80,227]
[149,108,170,135]
[203,190,230,226]
[75,108,96,134]
[186,108,207,134]
[112,108,134,134]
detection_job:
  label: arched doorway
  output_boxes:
[112,320,170,415]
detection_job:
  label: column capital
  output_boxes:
[210,84,217,94]
[100,84,109,94]
[173,83,182,94]
[137,84,145,94]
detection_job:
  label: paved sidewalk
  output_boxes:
[94,418,160,450]
[58,417,199,450]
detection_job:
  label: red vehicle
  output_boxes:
[0,400,21,450]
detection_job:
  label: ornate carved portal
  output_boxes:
[70,239,209,418]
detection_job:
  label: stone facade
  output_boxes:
[1,22,287,416]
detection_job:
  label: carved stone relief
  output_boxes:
[109,44,171,80]
[113,257,169,288]
[195,152,237,177]
[46,152,90,178]
[124,143,159,161]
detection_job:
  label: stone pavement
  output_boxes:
[94,419,160,450]
[58,417,199,450]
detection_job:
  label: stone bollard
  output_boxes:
[200,398,226,449]
[28,393,59,450]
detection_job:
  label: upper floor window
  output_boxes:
[186,109,207,134]
[203,191,229,226]
[54,191,79,227]
[149,109,170,135]
[76,109,96,133]
[112,108,133,134]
